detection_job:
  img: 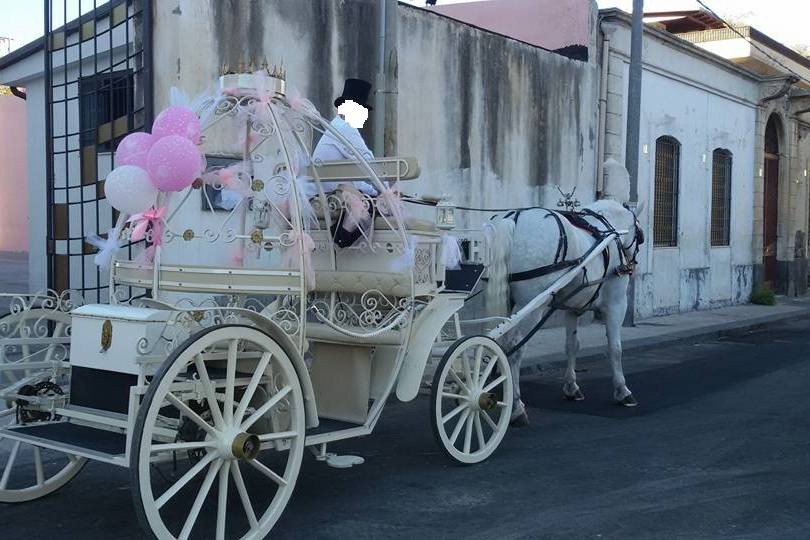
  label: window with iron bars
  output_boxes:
[653,136,680,247]
[79,71,134,152]
[711,149,732,246]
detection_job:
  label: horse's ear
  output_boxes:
[635,200,646,216]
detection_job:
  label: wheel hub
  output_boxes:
[231,432,261,461]
[478,392,497,411]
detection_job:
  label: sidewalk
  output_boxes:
[521,296,810,371]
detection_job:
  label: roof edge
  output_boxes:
[599,8,763,83]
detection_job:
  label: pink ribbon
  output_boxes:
[128,206,167,245]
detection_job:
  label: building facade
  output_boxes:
[647,10,810,297]
[599,9,761,317]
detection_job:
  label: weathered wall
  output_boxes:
[153,0,599,231]
[0,94,29,252]
[602,15,760,317]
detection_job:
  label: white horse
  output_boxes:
[485,178,644,425]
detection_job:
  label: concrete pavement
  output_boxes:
[2,317,809,538]
[520,296,810,373]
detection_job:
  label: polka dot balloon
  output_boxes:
[146,135,202,192]
[151,105,201,144]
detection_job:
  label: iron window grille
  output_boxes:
[653,136,680,247]
[79,71,134,151]
[710,149,732,247]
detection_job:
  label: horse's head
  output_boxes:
[588,199,644,264]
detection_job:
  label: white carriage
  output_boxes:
[0,70,516,538]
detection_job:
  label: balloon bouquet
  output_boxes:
[91,105,203,269]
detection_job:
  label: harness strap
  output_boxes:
[507,210,569,282]
[545,211,568,263]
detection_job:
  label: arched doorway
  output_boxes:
[763,114,781,287]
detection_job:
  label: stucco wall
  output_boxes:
[0,94,29,252]
[153,0,599,232]
[602,16,760,317]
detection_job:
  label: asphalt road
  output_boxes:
[2,318,809,539]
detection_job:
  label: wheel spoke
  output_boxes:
[473,346,483,387]
[223,339,239,424]
[481,409,498,431]
[449,409,470,446]
[474,412,486,450]
[248,457,288,486]
[241,386,291,432]
[441,392,466,400]
[231,462,258,529]
[150,441,216,454]
[156,452,217,509]
[463,411,474,454]
[178,459,221,540]
[478,357,497,388]
[216,461,230,540]
[447,368,470,395]
[0,440,20,489]
[165,393,218,439]
[441,403,467,425]
[460,351,473,386]
[194,355,225,429]
[33,446,44,487]
[234,352,272,425]
[483,374,507,393]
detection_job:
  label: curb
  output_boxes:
[520,304,810,376]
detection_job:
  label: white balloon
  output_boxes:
[105,165,158,215]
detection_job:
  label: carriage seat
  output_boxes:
[304,156,420,183]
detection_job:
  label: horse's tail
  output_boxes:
[484,217,516,317]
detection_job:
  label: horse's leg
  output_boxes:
[603,298,636,407]
[503,309,540,427]
[562,311,585,401]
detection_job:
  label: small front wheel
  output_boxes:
[430,335,513,464]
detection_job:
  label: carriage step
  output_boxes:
[0,421,128,466]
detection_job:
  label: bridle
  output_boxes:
[621,203,644,266]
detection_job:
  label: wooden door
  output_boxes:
[763,154,779,286]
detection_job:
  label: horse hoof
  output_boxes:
[618,394,638,407]
[564,389,585,401]
[510,411,530,428]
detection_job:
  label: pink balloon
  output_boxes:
[152,106,201,144]
[146,135,202,192]
[115,132,155,169]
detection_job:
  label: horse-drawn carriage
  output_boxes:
[0,70,637,539]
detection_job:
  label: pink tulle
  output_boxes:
[379,185,405,223]
[341,191,369,233]
[230,245,245,266]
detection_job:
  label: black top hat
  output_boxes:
[334,78,373,110]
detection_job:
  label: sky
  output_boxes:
[0,0,808,56]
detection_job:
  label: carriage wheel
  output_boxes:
[0,425,86,503]
[0,309,85,502]
[131,325,306,539]
[430,335,513,465]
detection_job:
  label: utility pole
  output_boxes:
[623,0,643,327]
[373,0,398,157]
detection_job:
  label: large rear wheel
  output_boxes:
[131,325,306,539]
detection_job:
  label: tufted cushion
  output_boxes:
[312,270,411,296]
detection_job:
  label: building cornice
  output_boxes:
[599,8,763,83]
